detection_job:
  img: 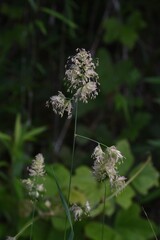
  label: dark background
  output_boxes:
[0,1,160,239]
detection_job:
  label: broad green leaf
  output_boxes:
[116,185,135,209]
[69,188,86,205]
[114,94,130,121]
[90,198,115,218]
[116,139,134,175]
[33,219,51,240]
[115,204,157,240]
[22,126,47,141]
[127,11,146,30]
[130,161,159,195]
[42,8,77,29]
[103,18,122,43]
[85,221,122,240]
[71,166,104,204]
[45,163,70,196]
[120,25,138,49]
[51,216,70,231]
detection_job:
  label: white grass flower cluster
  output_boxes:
[46,91,72,119]
[47,48,100,117]
[92,145,126,192]
[70,201,91,221]
[22,153,45,199]
[65,48,99,103]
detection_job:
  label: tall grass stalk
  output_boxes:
[101,181,107,240]
[29,200,36,240]
[64,102,78,240]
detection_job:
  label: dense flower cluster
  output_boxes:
[22,153,45,199]
[46,91,72,119]
[47,48,99,117]
[70,201,91,221]
[92,145,126,192]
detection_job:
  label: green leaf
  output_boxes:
[120,25,138,49]
[116,139,134,175]
[33,220,51,239]
[41,7,77,29]
[51,216,70,231]
[69,188,86,205]
[116,185,135,209]
[45,163,70,197]
[97,48,114,94]
[27,0,37,11]
[145,76,160,84]
[85,221,122,240]
[35,20,47,35]
[0,132,11,150]
[103,18,122,43]
[127,11,146,30]
[114,94,130,121]
[52,167,74,240]
[72,166,104,204]
[115,204,157,240]
[130,161,159,195]
[22,126,47,141]
[0,132,11,142]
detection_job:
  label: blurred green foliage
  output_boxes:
[0,0,160,239]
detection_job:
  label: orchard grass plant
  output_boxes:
[7,49,158,240]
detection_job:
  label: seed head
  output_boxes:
[46,91,72,119]
[92,144,126,192]
[65,48,100,103]
[70,204,83,221]
[28,153,45,177]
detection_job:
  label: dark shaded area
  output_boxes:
[0,1,159,239]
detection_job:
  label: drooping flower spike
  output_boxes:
[92,145,126,192]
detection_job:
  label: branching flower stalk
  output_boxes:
[47,48,100,239]
[47,49,100,197]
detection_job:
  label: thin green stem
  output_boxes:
[106,156,151,201]
[29,199,36,240]
[14,217,38,239]
[75,134,108,148]
[101,181,107,240]
[64,101,78,240]
[91,157,151,211]
[141,206,158,240]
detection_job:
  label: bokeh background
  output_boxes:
[0,1,160,239]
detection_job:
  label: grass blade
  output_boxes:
[52,168,74,240]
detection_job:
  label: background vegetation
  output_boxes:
[0,0,160,239]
